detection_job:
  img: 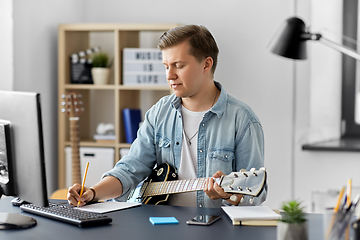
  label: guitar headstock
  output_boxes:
[218,167,266,197]
[61,92,84,118]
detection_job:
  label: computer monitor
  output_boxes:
[0,90,48,207]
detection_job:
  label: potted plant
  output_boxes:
[91,52,112,85]
[277,200,308,240]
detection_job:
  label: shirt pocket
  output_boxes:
[155,134,173,165]
[209,148,235,174]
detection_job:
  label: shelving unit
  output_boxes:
[57,23,178,189]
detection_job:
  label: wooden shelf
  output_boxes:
[57,23,178,188]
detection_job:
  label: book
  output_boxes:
[123,108,141,143]
[221,206,281,226]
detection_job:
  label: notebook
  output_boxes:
[222,206,281,226]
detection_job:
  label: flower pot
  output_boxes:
[277,221,308,240]
[91,68,110,85]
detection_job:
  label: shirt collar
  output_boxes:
[171,81,227,118]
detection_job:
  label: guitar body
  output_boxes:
[127,163,178,205]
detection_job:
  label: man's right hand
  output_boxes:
[67,184,94,207]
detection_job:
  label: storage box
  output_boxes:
[65,147,114,187]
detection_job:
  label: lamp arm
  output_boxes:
[319,35,360,61]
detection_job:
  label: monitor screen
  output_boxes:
[0,91,48,207]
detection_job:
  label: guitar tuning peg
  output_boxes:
[61,94,65,99]
[61,101,66,106]
[242,172,248,177]
[233,173,238,178]
[81,108,85,112]
[237,186,242,191]
[78,94,82,98]
[250,168,255,172]
[75,108,79,112]
[246,187,252,192]
[79,101,83,105]
[61,108,65,113]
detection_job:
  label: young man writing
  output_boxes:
[68,25,267,208]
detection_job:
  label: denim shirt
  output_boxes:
[103,81,267,208]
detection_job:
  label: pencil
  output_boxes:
[345,179,352,240]
[334,187,345,212]
[77,162,89,207]
[347,179,352,207]
[325,186,345,238]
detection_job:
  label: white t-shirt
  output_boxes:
[169,106,206,207]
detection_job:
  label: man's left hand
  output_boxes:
[203,171,243,205]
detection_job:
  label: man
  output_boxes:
[68,25,267,208]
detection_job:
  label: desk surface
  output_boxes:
[0,197,323,240]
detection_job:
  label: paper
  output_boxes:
[221,206,281,222]
[77,201,141,213]
[149,217,179,225]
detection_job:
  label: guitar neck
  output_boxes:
[69,117,81,184]
[143,178,208,197]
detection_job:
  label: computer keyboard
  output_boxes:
[20,202,112,227]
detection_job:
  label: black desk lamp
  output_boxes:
[269,16,360,61]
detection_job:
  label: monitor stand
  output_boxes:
[0,189,37,230]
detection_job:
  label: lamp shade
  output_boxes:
[269,17,308,60]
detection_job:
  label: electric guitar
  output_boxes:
[127,163,266,205]
[52,92,84,199]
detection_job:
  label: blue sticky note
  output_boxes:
[149,217,179,225]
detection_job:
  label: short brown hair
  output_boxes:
[157,25,219,75]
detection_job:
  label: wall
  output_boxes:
[11,0,87,194]
[3,0,320,210]
[294,1,360,212]
[0,0,13,91]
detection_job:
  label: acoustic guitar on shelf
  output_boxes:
[51,92,84,199]
[127,162,267,205]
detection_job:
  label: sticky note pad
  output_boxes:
[149,217,179,225]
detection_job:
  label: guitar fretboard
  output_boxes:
[143,178,208,197]
[70,118,81,185]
